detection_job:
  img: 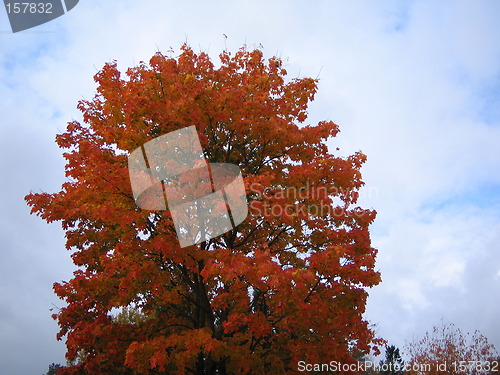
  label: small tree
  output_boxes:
[379,345,405,375]
[405,321,498,375]
[44,363,63,375]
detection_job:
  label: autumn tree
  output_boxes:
[26,45,381,374]
[405,321,498,375]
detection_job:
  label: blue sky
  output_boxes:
[1,1,499,374]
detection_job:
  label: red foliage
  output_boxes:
[26,45,382,374]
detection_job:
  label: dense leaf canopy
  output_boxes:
[26,45,381,374]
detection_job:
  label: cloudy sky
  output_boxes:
[1,1,499,373]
